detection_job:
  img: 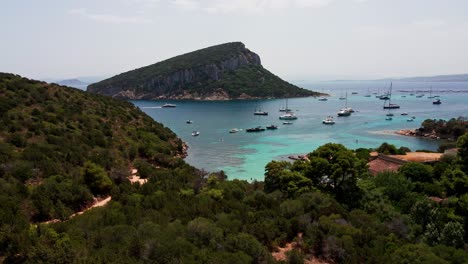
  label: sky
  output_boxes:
[1,0,468,81]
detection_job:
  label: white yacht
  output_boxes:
[279,111,298,120]
[322,116,335,125]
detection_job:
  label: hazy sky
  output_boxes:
[1,0,468,81]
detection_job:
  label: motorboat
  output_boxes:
[433,99,441,105]
[386,113,394,116]
[254,111,268,116]
[186,120,193,124]
[162,103,176,108]
[229,128,240,133]
[351,92,358,94]
[385,117,393,121]
[407,118,414,122]
[283,122,293,125]
[192,131,200,136]
[266,125,278,130]
[246,126,265,132]
[401,112,408,116]
[322,116,335,125]
[318,97,328,101]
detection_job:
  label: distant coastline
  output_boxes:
[330,73,468,82]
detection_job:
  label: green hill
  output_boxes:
[88,42,321,100]
[0,73,184,221]
[1,73,467,263]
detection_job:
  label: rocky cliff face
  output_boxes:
[88,42,319,100]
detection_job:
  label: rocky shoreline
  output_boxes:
[395,129,441,139]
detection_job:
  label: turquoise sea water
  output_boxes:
[132,81,468,181]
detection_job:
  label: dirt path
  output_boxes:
[127,168,148,185]
[43,196,112,224]
[271,233,330,264]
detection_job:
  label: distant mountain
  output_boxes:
[376,74,468,82]
[58,78,88,86]
[88,42,322,100]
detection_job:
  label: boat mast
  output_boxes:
[345,92,348,108]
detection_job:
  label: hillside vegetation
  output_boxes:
[0,73,183,222]
[1,73,468,263]
[88,42,321,100]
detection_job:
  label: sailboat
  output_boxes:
[279,98,298,120]
[427,86,435,99]
[279,98,292,112]
[279,111,298,120]
[253,106,268,115]
[383,83,400,109]
[339,90,346,100]
[364,88,371,97]
[337,92,352,116]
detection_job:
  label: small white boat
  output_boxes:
[186,120,193,124]
[229,128,240,133]
[318,97,328,101]
[385,117,393,121]
[407,118,414,122]
[162,103,176,108]
[191,131,200,136]
[322,116,335,125]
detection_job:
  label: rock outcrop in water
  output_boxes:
[87,42,322,100]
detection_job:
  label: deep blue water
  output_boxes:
[132,81,468,181]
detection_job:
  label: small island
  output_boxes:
[87,42,323,100]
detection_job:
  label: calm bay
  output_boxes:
[133,81,468,181]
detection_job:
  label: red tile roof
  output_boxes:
[368,158,402,176]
